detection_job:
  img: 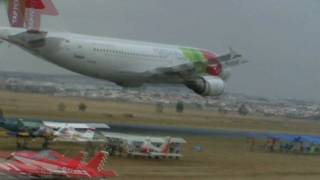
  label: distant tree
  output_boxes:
[176,101,184,113]
[123,113,134,118]
[57,102,66,112]
[238,104,249,116]
[0,108,3,118]
[218,106,228,114]
[78,103,87,112]
[155,102,164,113]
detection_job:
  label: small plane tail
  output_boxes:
[161,137,171,154]
[0,0,58,31]
[87,151,108,172]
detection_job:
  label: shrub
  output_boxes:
[238,104,249,116]
[57,102,66,112]
[78,103,87,112]
[176,101,184,113]
[155,102,164,113]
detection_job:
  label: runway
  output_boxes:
[12,117,320,140]
[108,123,318,140]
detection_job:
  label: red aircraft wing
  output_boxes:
[0,161,51,178]
[7,150,117,179]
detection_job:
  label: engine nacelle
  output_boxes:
[186,76,225,96]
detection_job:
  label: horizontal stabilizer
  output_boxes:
[8,30,47,47]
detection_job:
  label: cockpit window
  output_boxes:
[38,150,60,161]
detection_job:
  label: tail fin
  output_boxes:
[1,0,58,31]
[161,137,171,154]
[87,151,108,172]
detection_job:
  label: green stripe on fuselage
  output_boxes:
[180,48,207,74]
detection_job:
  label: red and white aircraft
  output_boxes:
[140,138,171,155]
[0,150,117,179]
[129,137,183,159]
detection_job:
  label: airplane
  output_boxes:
[104,132,186,159]
[0,150,117,179]
[0,0,247,97]
[0,116,53,148]
[53,127,105,142]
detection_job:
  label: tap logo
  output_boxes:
[8,0,25,27]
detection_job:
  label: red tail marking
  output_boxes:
[7,0,59,31]
[87,151,108,172]
[26,0,59,30]
[8,0,26,27]
[161,138,171,154]
[25,0,45,9]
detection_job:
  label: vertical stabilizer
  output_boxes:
[161,137,171,154]
[0,0,58,31]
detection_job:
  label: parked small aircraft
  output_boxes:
[104,132,186,159]
[0,150,117,179]
[0,117,53,148]
[130,137,184,159]
[53,127,105,142]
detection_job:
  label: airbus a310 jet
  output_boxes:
[0,0,247,96]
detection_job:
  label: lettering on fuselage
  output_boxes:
[153,48,184,60]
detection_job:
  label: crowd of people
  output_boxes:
[247,135,320,154]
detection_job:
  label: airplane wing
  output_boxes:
[116,63,197,87]
[217,48,248,68]
[154,63,197,79]
[0,160,51,178]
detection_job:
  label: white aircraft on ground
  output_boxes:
[53,127,104,142]
[104,132,186,159]
[0,0,247,96]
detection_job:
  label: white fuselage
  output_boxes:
[1,27,194,86]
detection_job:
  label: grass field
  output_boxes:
[0,90,320,179]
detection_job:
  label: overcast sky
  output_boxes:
[0,0,319,100]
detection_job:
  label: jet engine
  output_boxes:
[186,76,225,96]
